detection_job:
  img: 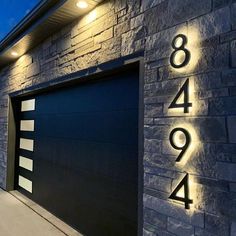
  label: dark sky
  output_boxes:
[0,0,41,40]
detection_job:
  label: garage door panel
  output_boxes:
[16,70,139,235]
[19,131,35,141]
[35,137,138,183]
[18,149,34,160]
[18,167,33,180]
[35,74,138,115]
[33,158,137,233]
[35,110,138,145]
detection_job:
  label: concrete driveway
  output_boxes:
[0,189,67,236]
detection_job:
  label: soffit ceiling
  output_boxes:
[0,0,103,69]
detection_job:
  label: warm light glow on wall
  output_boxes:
[175,183,185,198]
[86,9,97,23]
[188,175,198,211]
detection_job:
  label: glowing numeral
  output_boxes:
[170,34,191,68]
[169,127,191,162]
[168,79,192,113]
[169,173,193,209]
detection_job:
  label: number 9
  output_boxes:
[169,127,191,162]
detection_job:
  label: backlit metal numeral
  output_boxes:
[169,174,193,209]
[169,127,191,162]
[168,79,192,113]
[170,34,191,68]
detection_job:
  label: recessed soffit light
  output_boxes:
[76,1,89,9]
[11,51,19,57]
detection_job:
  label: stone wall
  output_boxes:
[0,0,235,235]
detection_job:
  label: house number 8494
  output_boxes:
[168,34,193,210]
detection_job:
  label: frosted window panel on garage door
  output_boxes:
[21,99,35,112]
[18,175,32,193]
[20,120,35,131]
[20,138,34,151]
[19,156,33,171]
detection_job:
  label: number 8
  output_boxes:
[170,34,191,68]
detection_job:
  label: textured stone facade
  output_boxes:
[0,0,236,235]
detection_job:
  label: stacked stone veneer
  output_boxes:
[0,0,235,235]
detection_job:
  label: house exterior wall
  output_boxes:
[0,0,236,235]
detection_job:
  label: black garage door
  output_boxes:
[15,69,139,236]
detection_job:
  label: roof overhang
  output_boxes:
[0,0,103,69]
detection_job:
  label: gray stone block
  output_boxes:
[205,213,230,236]
[144,125,167,140]
[216,191,236,218]
[232,3,236,30]
[167,217,194,236]
[216,162,236,181]
[27,62,40,78]
[144,139,162,153]
[209,143,236,162]
[141,0,165,12]
[197,117,227,142]
[144,207,167,229]
[209,97,236,115]
[195,72,222,90]
[144,67,158,84]
[168,0,212,26]
[195,227,221,236]
[144,222,177,236]
[121,26,146,56]
[130,14,144,30]
[195,43,229,73]
[114,20,130,37]
[198,88,228,99]
[231,40,236,67]
[144,118,154,125]
[189,7,231,41]
[144,173,172,192]
[145,0,211,34]
[143,194,204,227]
[144,187,170,201]
[230,183,236,192]
[143,228,156,236]
[221,30,236,43]
[213,0,231,9]
[144,152,174,169]
[230,87,236,96]
[231,222,236,236]
[228,116,236,143]
[144,104,163,118]
[144,166,179,181]
[222,70,236,86]
[144,1,169,34]
[183,143,218,179]
[194,184,222,215]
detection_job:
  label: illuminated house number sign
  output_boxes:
[168,34,193,209]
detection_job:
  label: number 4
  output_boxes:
[169,174,193,209]
[168,79,192,113]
